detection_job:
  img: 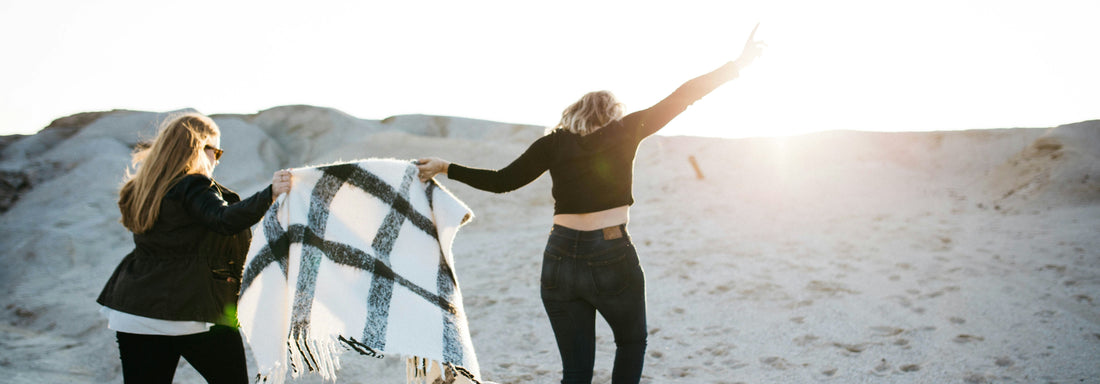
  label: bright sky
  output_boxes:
[1,0,1097,139]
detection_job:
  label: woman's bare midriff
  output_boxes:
[552,205,630,231]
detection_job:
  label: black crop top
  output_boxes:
[447,61,740,214]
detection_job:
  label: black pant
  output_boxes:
[540,224,647,384]
[115,325,248,384]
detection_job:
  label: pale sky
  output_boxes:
[1,0,1097,139]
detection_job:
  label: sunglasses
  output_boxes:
[204,145,224,161]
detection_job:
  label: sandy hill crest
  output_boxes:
[0,106,545,212]
[1,106,1096,217]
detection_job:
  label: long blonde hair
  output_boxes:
[118,113,220,233]
[554,90,624,136]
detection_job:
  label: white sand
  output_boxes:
[1,107,1097,383]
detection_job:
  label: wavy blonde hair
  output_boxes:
[118,113,220,233]
[554,90,624,136]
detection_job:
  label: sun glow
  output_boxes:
[656,1,1100,139]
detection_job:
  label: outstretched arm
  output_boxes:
[416,135,553,192]
[626,23,766,139]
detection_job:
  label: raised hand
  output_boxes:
[733,23,766,70]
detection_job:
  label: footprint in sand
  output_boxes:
[953,334,984,344]
[872,358,891,375]
[792,334,819,347]
[869,326,904,337]
[963,372,992,383]
[805,280,859,296]
[737,282,788,301]
[788,299,814,309]
[759,356,795,370]
[1034,309,1057,324]
[889,295,913,308]
[709,284,733,295]
[910,235,954,252]
[726,360,749,369]
[933,235,953,251]
[924,285,961,299]
[832,342,871,354]
[1039,264,1067,274]
[701,343,733,357]
[667,367,695,378]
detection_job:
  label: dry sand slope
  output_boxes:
[0,106,1097,383]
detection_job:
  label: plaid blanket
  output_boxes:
[237,159,480,383]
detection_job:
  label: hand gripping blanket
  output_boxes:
[237,159,481,384]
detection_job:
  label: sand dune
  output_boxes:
[1,107,1097,383]
[988,120,1100,210]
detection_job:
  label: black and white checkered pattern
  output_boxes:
[237,159,479,384]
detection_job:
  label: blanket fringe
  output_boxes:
[287,333,343,382]
[253,359,288,384]
[406,356,481,384]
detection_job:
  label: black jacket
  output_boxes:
[97,174,273,326]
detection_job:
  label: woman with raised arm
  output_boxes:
[97,112,292,383]
[417,26,765,384]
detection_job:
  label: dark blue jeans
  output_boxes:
[541,224,647,384]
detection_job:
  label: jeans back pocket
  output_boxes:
[586,244,637,296]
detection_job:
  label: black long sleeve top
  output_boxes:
[448,61,740,214]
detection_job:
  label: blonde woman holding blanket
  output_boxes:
[97,113,292,383]
[416,26,765,384]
